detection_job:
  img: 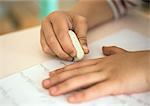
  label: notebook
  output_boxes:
[0,29,150,106]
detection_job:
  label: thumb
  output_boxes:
[73,15,89,54]
[102,46,127,56]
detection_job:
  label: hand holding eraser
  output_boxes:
[68,30,85,61]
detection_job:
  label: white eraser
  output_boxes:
[68,30,84,61]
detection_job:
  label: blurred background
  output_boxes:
[0,0,149,35]
[0,0,77,35]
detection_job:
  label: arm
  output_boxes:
[40,0,139,61]
[71,0,114,29]
[71,0,140,29]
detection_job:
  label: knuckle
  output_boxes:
[43,18,49,24]
[56,34,75,54]
[63,65,75,71]
[54,75,63,82]
[41,18,49,28]
[62,81,70,88]
[49,11,64,20]
[102,70,110,79]
[76,16,87,24]
[49,11,59,17]
[93,62,100,69]
[78,36,86,40]
[106,69,116,78]
[78,36,87,44]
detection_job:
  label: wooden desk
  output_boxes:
[0,13,149,78]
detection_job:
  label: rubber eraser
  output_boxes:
[68,30,84,61]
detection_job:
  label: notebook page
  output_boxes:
[0,29,150,106]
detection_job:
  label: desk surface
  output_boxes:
[0,13,149,78]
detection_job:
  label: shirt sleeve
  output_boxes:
[106,0,142,19]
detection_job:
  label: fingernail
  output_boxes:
[43,79,50,88]
[50,86,58,95]
[82,45,89,54]
[68,96,76,102]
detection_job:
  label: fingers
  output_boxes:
[73,15,89,54]
[48,72,107,96]
[102,46,127,56]
[42,19,73,61]
[43,63,101,89]
[63,59,99,71]
[49,59,99,76]
[51,15,77,57]
[41,11,89,60]
[68,81,117,103]
[40,27,55,55]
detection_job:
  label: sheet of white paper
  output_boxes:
[0,29,150,106]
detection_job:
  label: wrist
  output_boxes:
[70,1,113,29]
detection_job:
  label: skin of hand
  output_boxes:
[40,0,113,61]
[72,0,113,28]
[40,11,89,61]
[42,46,150,103]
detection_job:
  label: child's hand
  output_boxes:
[40,11,89,61]
[42,46,150,103]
